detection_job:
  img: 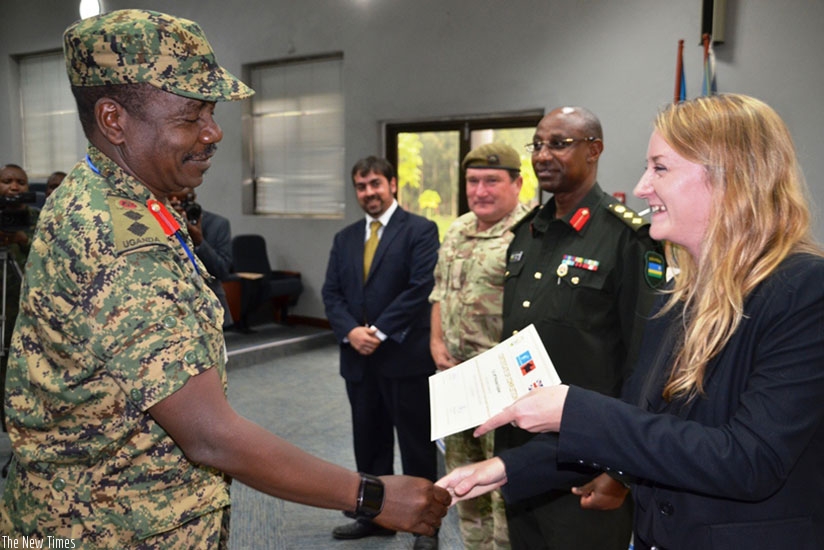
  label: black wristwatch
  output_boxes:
[345,473,385,520]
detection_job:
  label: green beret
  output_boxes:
[63,9,254,102]
[461,142,521,171]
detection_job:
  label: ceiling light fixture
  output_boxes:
[79,0,101,19]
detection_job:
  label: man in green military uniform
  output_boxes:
[0,9,448,549]
[495,106,665,550]
[430,143,530,549]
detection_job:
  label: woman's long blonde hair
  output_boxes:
[656,94,820,401]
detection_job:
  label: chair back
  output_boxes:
[232,234,272,275]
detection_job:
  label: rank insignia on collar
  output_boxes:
[569,207,591,232]
[645,251,665,287]
[509,250,524,263]
[147,199,181,236]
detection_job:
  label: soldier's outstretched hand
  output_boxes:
[373,475,450,536]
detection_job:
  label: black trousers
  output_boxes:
[345,371,437,482]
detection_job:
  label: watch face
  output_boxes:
[356,474,385,519]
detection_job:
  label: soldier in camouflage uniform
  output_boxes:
[430,143,530,549]
[0,9,448,549]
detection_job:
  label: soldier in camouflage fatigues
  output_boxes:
[0,9,449,548]
[0,10,250,547]
[430,143,530,550]
[0,144,231,547]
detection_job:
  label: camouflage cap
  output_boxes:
[63,9,254,102]
[461,142,521,172]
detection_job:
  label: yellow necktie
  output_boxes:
[363,220,381,279]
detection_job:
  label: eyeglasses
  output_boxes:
[525,137,598,153]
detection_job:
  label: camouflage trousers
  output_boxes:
[0,505,227,549]
[129,508,229,549]
[0,456,230,549]
[445,429,510,550]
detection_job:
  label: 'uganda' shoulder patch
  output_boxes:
[607,203,647,231]
[108,196,172,255]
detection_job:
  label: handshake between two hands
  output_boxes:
[432,385,628,511]
[381,385,627,535]
[432,385,566,505]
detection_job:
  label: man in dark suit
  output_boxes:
[322,156,440,550]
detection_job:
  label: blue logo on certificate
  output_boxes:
[516,350,532,366]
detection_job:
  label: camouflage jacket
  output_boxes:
[1,144,229,546]
[430,203,530,362]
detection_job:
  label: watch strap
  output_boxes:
[352,473,385,519]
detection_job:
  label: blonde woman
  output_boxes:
[437,94,824,550]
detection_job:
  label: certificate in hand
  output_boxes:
[429,324,561,440]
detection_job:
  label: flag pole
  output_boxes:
[702,33,711,63]
[674,39,685,103]
[702,33,712,96]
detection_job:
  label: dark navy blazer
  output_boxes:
[501,253,824,550]
[321,207,439,380]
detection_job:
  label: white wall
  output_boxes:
[2,0,822,318]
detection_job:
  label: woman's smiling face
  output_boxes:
[634,131,714,259]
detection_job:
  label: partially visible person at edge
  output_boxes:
[429,142,529,550]
[169,190,234,328]
[438,93,824,550]
[0,9,448,548]
[0,164,39,433]
[45,171,67,198]
[492,106,665,550]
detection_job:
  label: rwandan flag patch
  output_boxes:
[645,251,665,287]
